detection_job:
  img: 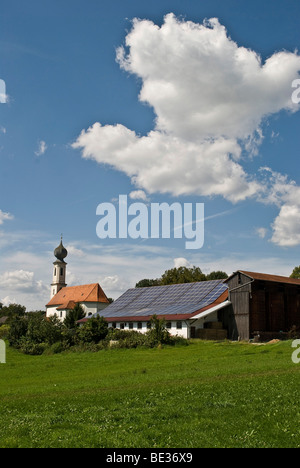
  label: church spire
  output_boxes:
[50,237,68,299]
[54,235,68,263]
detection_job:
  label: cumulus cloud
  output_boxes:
[173,257,192,269]
[72,14,300,243]
[257,167,300,246]
[0,270,47,294]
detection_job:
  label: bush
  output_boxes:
[8,314,64,350]
[76,316,108,344]
[147,315,171,345]
[48,342,65,354]
[0,325,10,339]
[8,316,29,347]
[18,337,47,356]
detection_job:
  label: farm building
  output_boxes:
[82,280,231,339]
[225,271,300,341]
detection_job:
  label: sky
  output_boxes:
[0,0,300,310]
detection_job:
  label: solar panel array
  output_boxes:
[97,280,228,319]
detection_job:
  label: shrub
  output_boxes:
[8,316,28,347]
[147,315,171,345]
[8,314,64,350]
[0,325,10,339]
[48,342,65,354]
[18,337,47,356]
[76,316,108,344]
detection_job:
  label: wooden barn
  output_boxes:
[225,271,300,341]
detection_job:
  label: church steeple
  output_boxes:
[50,236,68,299]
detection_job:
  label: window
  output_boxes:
[166,322,172,329]
[147,322,152,329]
[176,321,182,330]
[112,322,116,329]
[137,322,143,329]
[129,323,134,330]
[120,323,125,330]
[54,268,56,276]
[60,268,64,276]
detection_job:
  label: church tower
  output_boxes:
[50,237,68,299]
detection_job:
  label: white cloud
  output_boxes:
[0,270,47,293]
[0,210,13,225]
[73,123,259,203]
[116,15,300,141]
[256,227,268,239]
[35,140,47,156]
[129,190,149,201]
[173,257,192,269]
[0,296,17,307]
[271,204,300,247]
[72,14,300,245]
[67,245,84,257]
[257,168,300,246]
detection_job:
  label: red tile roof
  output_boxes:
[239,271,300,286]
[46,283,110,308]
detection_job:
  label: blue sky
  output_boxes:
[0,0,299,310]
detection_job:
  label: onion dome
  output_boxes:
[54,237,68,262]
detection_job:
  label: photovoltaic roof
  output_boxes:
[96,280,228,319]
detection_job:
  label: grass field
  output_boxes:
[0,339,299,448]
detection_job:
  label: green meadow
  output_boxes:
[0,340,299,448]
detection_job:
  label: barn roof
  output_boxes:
[87,280,228,323]
[46,283,110,309]
[227,270,300,286]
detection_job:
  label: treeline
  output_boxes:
[0,312,187,356]
[136,266,228,288]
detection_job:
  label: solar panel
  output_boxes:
[96,280,228,319]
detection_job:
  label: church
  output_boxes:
[46,238,110,321]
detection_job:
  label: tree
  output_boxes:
[136,278,161,288]
[160,266,206,285]
[206,271,228,280]
[290,266,300,279]
[148,315,170,345]
[77,316,108,344]
[135,266,228,288]
[0,303,26,320]
[64,303,86,329]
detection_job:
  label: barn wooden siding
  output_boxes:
[225,271,300,341]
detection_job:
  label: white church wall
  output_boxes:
[46,306,66,320]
